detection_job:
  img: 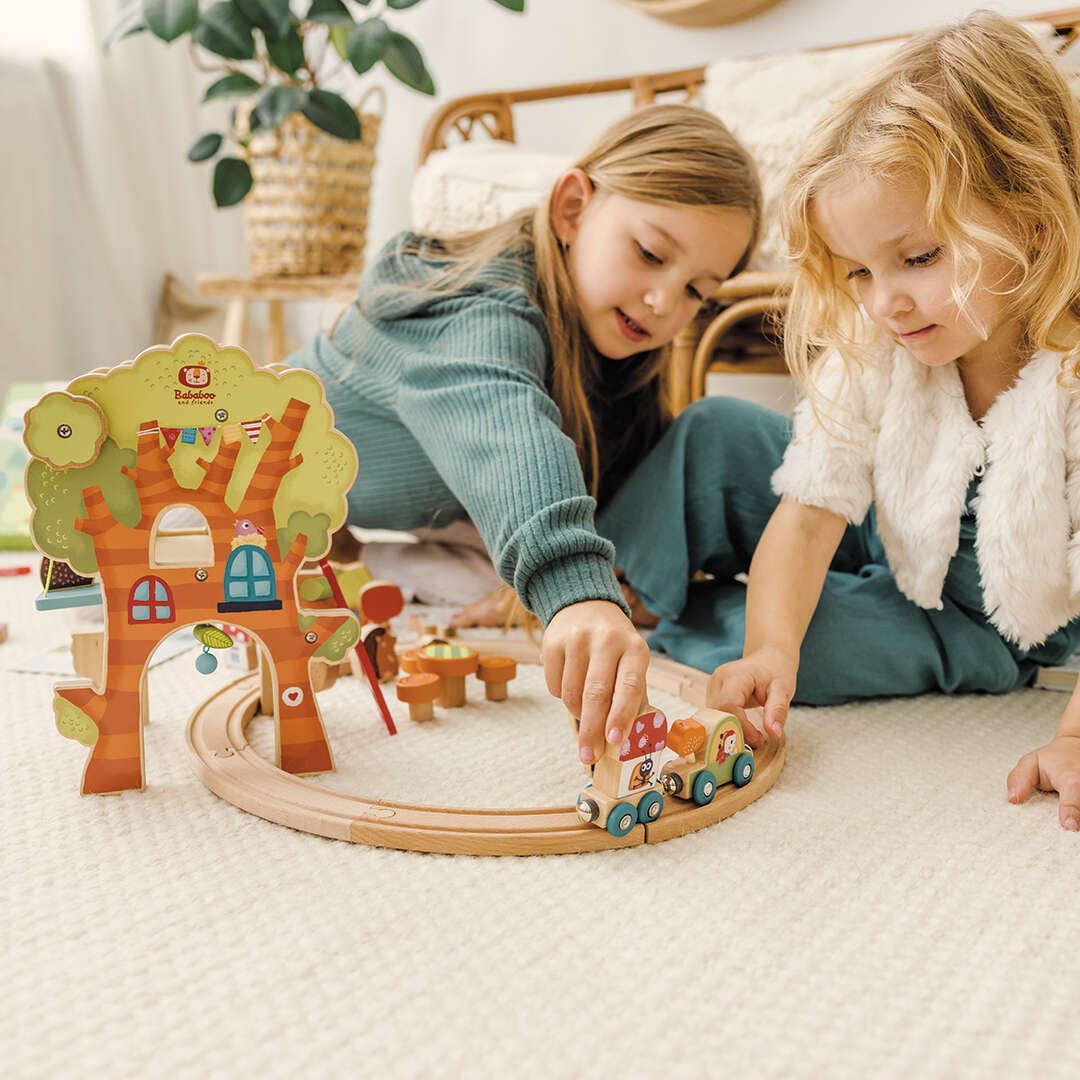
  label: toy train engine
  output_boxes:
[576,709,669,837]
[661,709,755,806]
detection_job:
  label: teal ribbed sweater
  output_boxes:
[287,232,626,624]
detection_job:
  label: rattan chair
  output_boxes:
[418,7,1080,412]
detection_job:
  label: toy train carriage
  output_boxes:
[576,709,669,837]
[660,708,755,806]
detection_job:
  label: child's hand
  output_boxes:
[706,645,797,745]
[541,600,651,766]
[1007,735,1080,830]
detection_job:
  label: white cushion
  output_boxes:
[410,142,567,237]
[410,24,1072,273]
[703,23,1069,271]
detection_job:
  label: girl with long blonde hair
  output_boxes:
[698,11,1080,831]
[289,104,761,764]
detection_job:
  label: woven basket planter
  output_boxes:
[241,94,382,278]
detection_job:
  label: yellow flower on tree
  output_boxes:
[24,393,106,470]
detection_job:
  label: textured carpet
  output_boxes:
[3,554,1079,1079]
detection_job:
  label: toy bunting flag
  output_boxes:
[241,420,262,444]
[180,428,197,445]
[161,427,181,448]
[199,426,216,446]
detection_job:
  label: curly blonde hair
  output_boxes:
[781,11,1080,411]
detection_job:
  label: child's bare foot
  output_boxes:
[450,584,517,628]
[615,570,661,629]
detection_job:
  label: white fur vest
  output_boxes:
[771,348,1080,649]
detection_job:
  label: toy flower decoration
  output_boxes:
[24,393,107,470]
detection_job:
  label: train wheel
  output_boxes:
[606,802,637,837]
[732,751,755,788]
[691,770,717,806]
[637,790,664,824]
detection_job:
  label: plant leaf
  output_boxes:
[103,9,148,51]
[188,132,224,161]
[307,0,355,26]
[254,85,306,128]
[344,17,389,76]
[193,623,235,649]
[213,157,253,207]
[382,31,435,95]
[142,0,199,42]
[193,2,257,60]
[266,21,306,75]
[203,72,262,102]
[489,0,526,10]
[234,0,294,40]
[301,89,361,140]
[386,0,426,9]
[329,25,349,60]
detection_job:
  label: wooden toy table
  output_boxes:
[196,274,361,365]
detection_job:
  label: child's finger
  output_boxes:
[577,653,620,765]
[706,667,753,724]
[1057,777,1080,831]
[602,637,650,750]
[1006,752,1040,803]
[560,648,591,723]
[541,638,566,700]
[763,680,792,740]
[739,711,765,749]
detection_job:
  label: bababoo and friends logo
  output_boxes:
[178,365,211,389]
[175,364,215,402]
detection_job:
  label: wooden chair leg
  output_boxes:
[267,299,287,365]
[223,297,249,350]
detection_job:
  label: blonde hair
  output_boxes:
[782,11,1080,410]
[408,104,761,497]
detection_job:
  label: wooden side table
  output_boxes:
[196,274,361,365]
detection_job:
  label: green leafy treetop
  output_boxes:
[23,335,358,576]
[109,0,527,206]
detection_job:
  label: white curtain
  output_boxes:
[0,0,245,390]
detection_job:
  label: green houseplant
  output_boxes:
[110,0,527,206]
[110,2,526,277]
[110,0,526,209]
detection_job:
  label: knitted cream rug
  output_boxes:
[3,556,1079,1079]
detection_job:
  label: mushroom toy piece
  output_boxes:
[476,656,517,701]
[667,717,707,760]
[593,709,669,800]
[417,643,479,707]
[399,649,424,674]
[396,673,441,723]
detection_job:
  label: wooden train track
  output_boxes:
[186,639,785,856]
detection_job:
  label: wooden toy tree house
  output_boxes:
[23,334,362,795]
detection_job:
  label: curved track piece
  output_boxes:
[187,643,785,856]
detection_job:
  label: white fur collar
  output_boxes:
[873,348,1074,648]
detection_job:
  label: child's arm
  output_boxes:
[1007,679,1080,830]
[391,295,649,756]
[707,498,847,740]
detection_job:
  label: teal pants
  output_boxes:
[597,396,1080,705]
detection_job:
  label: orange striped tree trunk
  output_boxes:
[58,398,358,795]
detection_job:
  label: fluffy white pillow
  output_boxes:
[410,142,567,237]
[409,23,1073,274]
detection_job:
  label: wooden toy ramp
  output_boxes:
[187,638,785,855]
